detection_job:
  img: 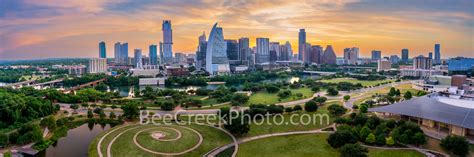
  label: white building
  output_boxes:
[205,23,230,75]
[139,78,165,85]
[134,49,143,69]
[88,58,107,74]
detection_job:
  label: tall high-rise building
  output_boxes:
[196,32,207,70]
[413,55,432,70]
[390,55,400,64]
[428,52,433,59]
[343,47,359,65]
[88,58,107,74]
[283,41,293,61]
[298,29,306,61]
[205,23,230,75]
[238,37,250,63]
[310,45,323,64]
[134,49,143,69]
[434,44,441,64]
[99,41,106,58]
[269,42,281,61]
[256,38,270,63]
[322,45,337,65]
[114,42,121,64]
[225,39,239,60]
[371,50,382,60]
[114,42,128,65]
[159,42,164,64]
[149,44,158,65]
[162,20,173,63]
[401,48,409,63]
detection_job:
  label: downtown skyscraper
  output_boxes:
[134,49,143,69]
[434,44,441,64]
[99,41,106,58]
[298,29,306,61]
[256,37,270,63]
[114,42,128,65]
[206,23,230,75]
[149,44,158,65]
[238,37,250,64]
[401,48,409,63]
[162,20,173,63]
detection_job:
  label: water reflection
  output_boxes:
[37,123,111,157]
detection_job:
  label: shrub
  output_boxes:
[293,105,303,111]
[304,100,318,112]
[327,130,357,148]
[339,143,368,157]
[328,104,347,116]
[365,133,376,144]
[440,135,469,157]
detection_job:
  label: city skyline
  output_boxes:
[1,0,473,60]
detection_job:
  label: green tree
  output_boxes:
[327,87,339,96]
[70,104,79,113]
[412,132,427,146]
[293,105,303,111]
[404,91,412,100]
[311,86,320,92]
[265,85,280,93]
[440,135,469,157]
[339,143,368,157]
[232,93,250,104]
[327,130,358,148]
[223,114,250,135]
[328,104,347,116]
[375,134,386,145]
[87,109,93,119]
[109,112,116,119]
[359,104,368,113]
[343,95,350,101]
[359,126,371,140]
[386,136,395,146]
[304,100,319,112]
[121,102,140,120]
[160,101,176,111]
[40,116,57,131]
[0,133,8,147]
[365,133,376,144]
[313,96,327,105]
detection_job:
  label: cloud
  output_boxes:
[0,0,473,59]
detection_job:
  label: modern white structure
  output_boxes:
[88,58,107,74]
[256,38,270,63]
[139,78,165,85]
[134,49,143,69]
[205,23,230,75]
[162,20,173,63]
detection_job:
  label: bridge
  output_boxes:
[32,78,64,89]
[302,71,336,76]
[3,80,36,88]
[63,78,107,93]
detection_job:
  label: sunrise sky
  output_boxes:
[0,0,473,60]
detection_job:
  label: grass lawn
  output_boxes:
[353,83,424,105]
[244,101,341,137]
[247,87,314,105]
[88,124,232,157]
[237,134,339,157]
[237,134,424,157]
[368,149,425,157]
[320,78,392,87]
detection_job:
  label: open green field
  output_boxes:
[237,134,424,157]
[353,83,424,105]
[247,87,314,105]
[245,101,341,137]
[368,148,425,157]
[320,78,392,87]
[88,124,232,157]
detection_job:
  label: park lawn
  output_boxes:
[88,124,232,157]
[247,87,314,105]
[320,78,392,87]
[244,102,341,137]
[353,83,424,105]
[237,134,426,157]
[368,149,425,157]
[237,134,339,157]
[189,95,207,100]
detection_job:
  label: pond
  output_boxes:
[37,123,111,157]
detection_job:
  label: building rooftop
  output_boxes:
[369,93,474,129]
